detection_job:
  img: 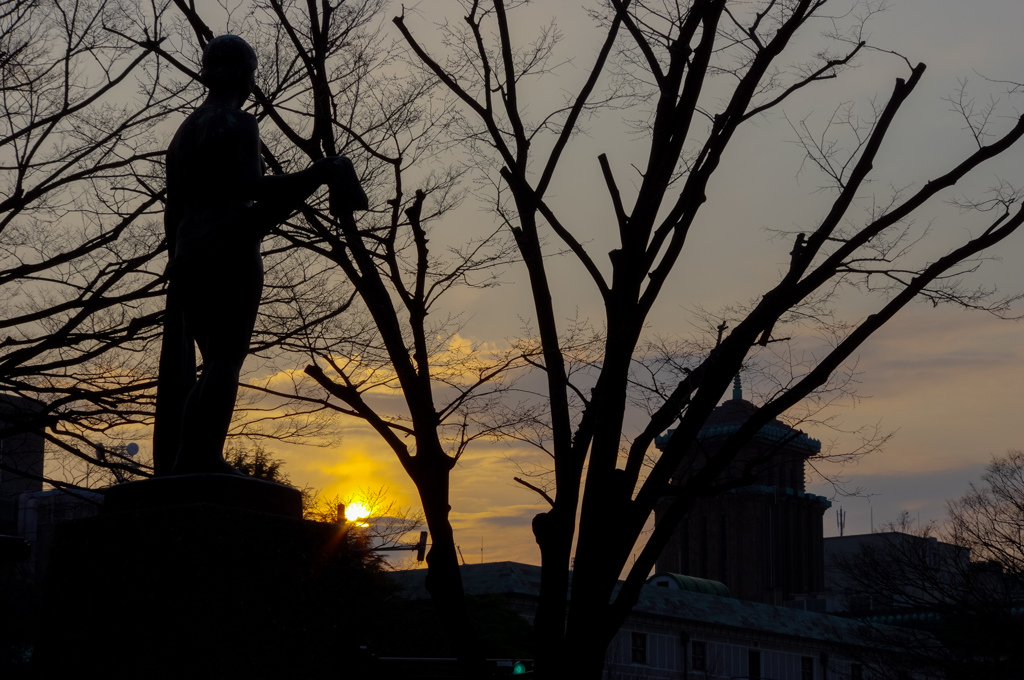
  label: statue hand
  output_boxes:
[323,156,369,215]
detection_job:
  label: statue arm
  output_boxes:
[252,163,331,206]
[238,115,360,228]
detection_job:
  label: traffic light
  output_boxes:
[490,659,533,676]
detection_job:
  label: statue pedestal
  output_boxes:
[35,475,383,677]
[103,472,304,517]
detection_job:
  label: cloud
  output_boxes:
[805,307,1024,479]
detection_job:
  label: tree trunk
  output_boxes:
[413,458,486,677]
[531,503,575,673]
[560,623,613,680]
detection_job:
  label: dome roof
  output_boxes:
[646,572,731,597]
[655,376,821,454]
[697,397,821,454]
[703,396,758,427]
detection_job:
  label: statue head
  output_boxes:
[200,35,258,94]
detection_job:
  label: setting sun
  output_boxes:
[344,501,372,523]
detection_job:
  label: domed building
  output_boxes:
[653,376,832,609]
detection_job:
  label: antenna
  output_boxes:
[836,507,846,537]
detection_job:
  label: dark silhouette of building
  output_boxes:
[392,562,927,679]
[0,394,45,534]
[823,532,969,615]
[654,377,831,608]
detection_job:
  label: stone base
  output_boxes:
[102,473,303,518]
[34,501,389,678]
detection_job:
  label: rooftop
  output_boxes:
[392,561,899,646]
[655,376,821,455]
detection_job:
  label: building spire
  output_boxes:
[732,373,742,401]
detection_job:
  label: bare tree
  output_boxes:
[0,0,191,483]
[947,450,1024,580]
[394,1,1024,675]
[156,1,531,670]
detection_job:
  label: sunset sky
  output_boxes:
[180,0,1024,567]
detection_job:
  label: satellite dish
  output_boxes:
[126,442,139,457]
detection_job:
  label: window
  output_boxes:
[748,649,761,680]
[801,656,814,680]
[851,664,863,680]
[631,632,647,665]
[692,640,707,672]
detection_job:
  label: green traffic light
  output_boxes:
[512,661,526,674]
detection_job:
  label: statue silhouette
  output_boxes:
[153,35,365,476]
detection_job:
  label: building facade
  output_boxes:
[0,394,45,535]
[393,561,935,680]
[654,379,831,607]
